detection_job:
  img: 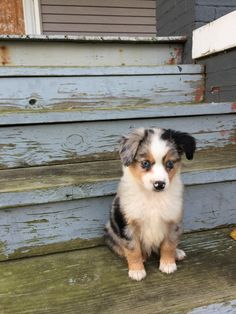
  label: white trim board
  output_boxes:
[22,0,42,35]
[192,10,236,59]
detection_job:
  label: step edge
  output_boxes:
[0,167,235,210]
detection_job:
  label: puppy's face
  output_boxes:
[119,128,196,192]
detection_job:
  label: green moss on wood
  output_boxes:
[0,228,236,313]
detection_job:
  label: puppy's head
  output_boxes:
[119,128,196,192]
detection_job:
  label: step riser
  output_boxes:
[0,181,235,261]
[0,114,234,170]
[0,70,203,115]
[0,41,183,67]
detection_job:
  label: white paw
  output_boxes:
[128,269,146,281]
[176,248,186,261]
[159,262,177,274]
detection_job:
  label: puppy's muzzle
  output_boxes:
[153,181,166,191]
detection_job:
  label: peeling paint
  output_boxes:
[231,102,236,111]
[195,85,205,102]
[0,46,10,65]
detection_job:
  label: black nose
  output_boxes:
[153,181,166,191]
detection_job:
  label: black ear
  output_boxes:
[161,129,196,160]
[119,128,146,166]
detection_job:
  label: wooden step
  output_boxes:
[0,35,186,68]
[0,227,235,314]
[0,65,204,126]
[1,145,235,208]
[1,102,235,170]
[0,145,235,261]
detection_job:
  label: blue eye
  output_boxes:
[166,160,174,169]
[141,160,152,170]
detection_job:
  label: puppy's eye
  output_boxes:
[166,160,174,169]
[141,160,152,170]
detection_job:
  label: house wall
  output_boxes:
[40,0,156,36]
[156,0,195,63]
[156,0,236,62]
[197,47,236,102]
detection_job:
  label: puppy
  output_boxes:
[105,127,196,281]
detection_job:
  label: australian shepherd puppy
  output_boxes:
[105,127,196,281]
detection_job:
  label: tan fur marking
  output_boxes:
[129,150,155,182]
[163,150,181,182]
[160,239,177,265]
[124,243,145,271]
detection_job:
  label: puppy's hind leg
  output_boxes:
[176,248,186,261]
[124,243,146,281]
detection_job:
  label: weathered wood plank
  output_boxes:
[0,73,203,113]
[0,182,235,261]
[0,114,234,169]
[0,228,236,314]
[0,102,235,126]
[0,145,235,208]
[0,41,183,67]
[0,65,203,76]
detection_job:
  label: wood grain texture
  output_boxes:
[1,145,236,207]
[0,181,235,261]
[0,228,236,313]
[0,114,234,169]
[0,72,203,113]
[0,101,234,126]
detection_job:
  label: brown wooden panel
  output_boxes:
[43,23,156,32]
[41,0,156,9]
[0,0,25,35]
[41,6,155,17]
[42,15,156,25]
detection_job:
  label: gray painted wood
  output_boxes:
[0,102,234,126]
[0,73,203,113]
[0,114,234,169]
[0,181,235,261]
[0,65,203,76]
[188,300,236,314]
[1,167,236,210]
[0,40,183,67]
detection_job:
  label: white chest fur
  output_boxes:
[119,172,183,255]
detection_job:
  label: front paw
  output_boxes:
[159,262,177,274]
[128,269,146,281]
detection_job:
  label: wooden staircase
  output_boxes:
[0,35,235,313]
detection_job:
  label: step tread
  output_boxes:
[0,145,235,208]
[0,228,235,314]
[1,102,234,125]
[1,145,235,192]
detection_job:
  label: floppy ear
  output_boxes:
[161,129,196,160]
[119,128,146,166]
